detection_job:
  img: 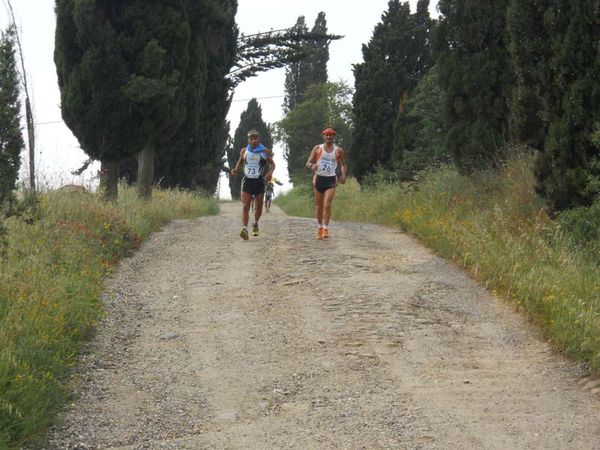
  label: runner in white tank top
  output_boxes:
[305,127,348,240]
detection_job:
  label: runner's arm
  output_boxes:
[230,149,245,176]
[305,146,319,172]
[265,149,276,181]
[338,148,348,184]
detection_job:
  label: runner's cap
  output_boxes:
[247,129,260,137]
[322,127,336,135]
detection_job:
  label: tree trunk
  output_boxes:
[99,160,119,202]
[137,144,155,199]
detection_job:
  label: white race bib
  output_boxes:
[244,152,261,178]
[319,159,335,175]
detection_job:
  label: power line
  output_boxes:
[35,120,63,126]
[34,94,285,125]
[232,94,283,103]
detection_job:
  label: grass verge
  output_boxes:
[0,185,217,448]
[277,153,600,373]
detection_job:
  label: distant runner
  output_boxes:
[305,127,347,239]
[231,130,275,240]
[264,181,274,212]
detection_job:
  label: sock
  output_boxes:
[323,224,329,229]
[318,223,323,229]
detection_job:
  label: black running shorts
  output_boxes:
[241,177,266,195]
[314,175,337,193]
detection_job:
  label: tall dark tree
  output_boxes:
[227,98,273,199]
[277,81,353,181]
[307,12,329,85]
[508,0,600,211]
[55,0,193,200]
[194,0,238,193]
[283,16,310,113]
[0,25,23,213]
[398,65,449,176]
[282,13,332,114]
[231,24,340,88]
[390,0,435,173]
[351,1,431,182]
[434,0,512,173]
[506,0,553,150]
[155,0,237,193]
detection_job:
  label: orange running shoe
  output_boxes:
[317,228,323,240]
[322,228,329,239]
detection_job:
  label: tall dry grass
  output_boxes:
[0,184,217,448]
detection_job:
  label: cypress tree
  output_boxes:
[506,0,554,150]
[0,25,24,214]
[55,0,193,200]
[390,0,434,173]
[434,0,512,173]
[155,0,237,193]
[307,12,329,85]
[398,65,449,176]
[283,16,310,113]
[352,1,430,182]
[227,98,273,199]
[194,0,238,193]
[509,1,600,211]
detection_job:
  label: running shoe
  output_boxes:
[240,228,249,240]
[317,228,323,240]
[322,228,329,239]
[252,223,259,237]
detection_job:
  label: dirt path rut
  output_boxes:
[49,202,600,449]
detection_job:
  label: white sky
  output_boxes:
[0,0,438,196]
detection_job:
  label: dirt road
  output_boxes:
[49,202,600,449]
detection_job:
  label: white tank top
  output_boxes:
[315,145,339,177]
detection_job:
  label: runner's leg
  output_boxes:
[314,186,324,227]
[323,187,337,226]
[254,194,265,224]
[241,191,252,227]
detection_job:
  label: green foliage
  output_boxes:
[282,12,335,114]
[506,0,553,150]
[274,182,314,218]
[308,12,329,85]
[558,200,600,256]
[434,0,512,173]
[227,98,273,199]
[351,0,433,182]
[520,1,600,211]
[0,185,217,448]
[397,66,450,177]
[276,82,353,181]
[0,25,24,217]
[283,16,310,113]
[232,23,341,89]
[190,0,238,194]
[55,0,199,198]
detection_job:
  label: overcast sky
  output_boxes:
[1,0,438,195]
